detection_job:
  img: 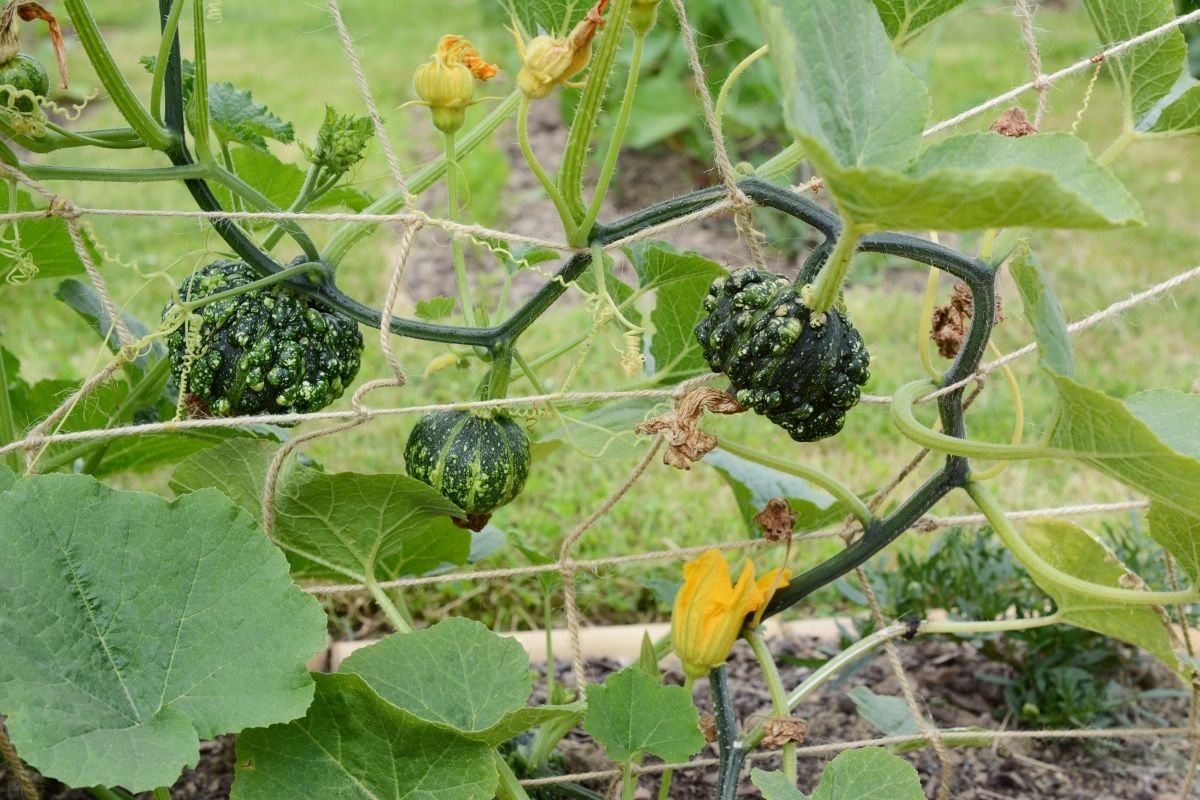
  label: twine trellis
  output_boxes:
[2,2,1199,797]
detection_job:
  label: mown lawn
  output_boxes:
[4,0,1198,627]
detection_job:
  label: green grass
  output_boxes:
[2,0,1198,629]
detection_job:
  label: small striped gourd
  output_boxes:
[404,410,531,529]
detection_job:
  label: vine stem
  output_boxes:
[716,440,873,527]
[966,480,1197,606]
[714,44,769,140]
[494,751,533,800]
[150,0,186,124]
[890,379,1049,461]
[61,0,173,150]
[745,629,796,783]
[621,759,637,800]
[518,96,578,243]
[0,332,20,473]
[444,131,477,329]
[177,262,320,312]
[21,163,210,183]
[262,162,323,251]
[323,91,521,268]
[365,574,412,634]
[558,0,636,220]
[804,223,863,315]
[575,31,647,244]
[190,0,214,164]
[917,267,941,384]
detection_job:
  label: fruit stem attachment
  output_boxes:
[745,628,795,783]
[966,480,1197,606]
[575,29,646,245]
[444,130,478,329]
[804,223,862,315]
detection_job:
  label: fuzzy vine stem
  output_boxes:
[710,665,744,800]
[716,440,873,527]
[576,30,647,244]
[365,574,412,634]
[558,0,635,222]
[62,0,174,151]
[444,130,478,328]
[518,96,578,243]
[745,629,795,783]
[322,91,522,267]
[494,751,534,800]
[190,0,214,163]
[966,480,1197,606]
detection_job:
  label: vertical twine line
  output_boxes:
[1013,0,1048,128]
[379,220,423,387]
[0,719,38,800]
[666,0,767,269]
[559,437,664,700]
[326,0,411,201]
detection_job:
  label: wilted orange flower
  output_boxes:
[671,549,790,678]
[436,34,499,81]
[511,0,608,99]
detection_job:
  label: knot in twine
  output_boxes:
[635,388,744,470]
[48,195,82,220]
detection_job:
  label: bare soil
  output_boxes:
[4,635,1192,800]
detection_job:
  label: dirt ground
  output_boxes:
[4,634,1194,800]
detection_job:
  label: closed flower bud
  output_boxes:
[515,34,576,99]
[629,0,661,35]
[414,57,475,133]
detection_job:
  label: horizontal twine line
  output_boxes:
[302,500,1149,594]
[518,726,1199,786]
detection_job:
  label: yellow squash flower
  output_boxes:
[511,0,608,99]
[412,35,497,133]
[671,549,790,678]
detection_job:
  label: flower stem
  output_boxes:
[323,91,521,268]
[444,131,477,329]
[745,629,795,782]
[559,0,636,221]
[518,96,578,243]
[967,480,1196,606]
[656,675,695,800]
[804,223,862,315]
[716,439,873,527]
[190,0,214,163]
[576,31,646,244]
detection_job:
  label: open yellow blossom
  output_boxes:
[671,549,791,678]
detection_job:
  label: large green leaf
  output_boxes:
[0,474,325,792]
[1009,244,1075,376]
[1047,376,1200,527]
[232,673,498,800]
[819,133,1142,230]
[342,619,583,746]
[753,0,929,171]
[1083,0,1189,125]
[172,439,471,583]
[752,747,925,800]
[1150,83,1200,134]
[583,666,704,763]
[626,243,725,383]
[873,0,967,46]
[1125,388,1200,458]
[703,448,845,536]
[1022,518,1178,669]
[0,183,92,283]
[274,470,470,583]
[1149,501,1200,584]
